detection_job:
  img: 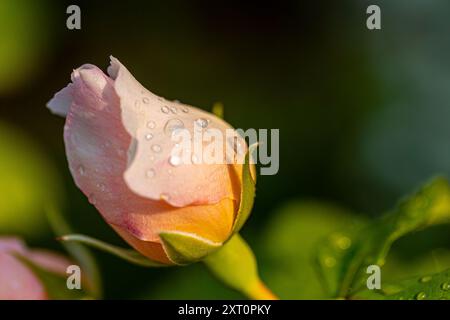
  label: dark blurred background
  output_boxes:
[1,0,450,299]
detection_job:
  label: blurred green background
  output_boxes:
[0,0,449,299]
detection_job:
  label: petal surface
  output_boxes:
[109,57,246,207]
[53,58,244,241]
[0,253,47,300]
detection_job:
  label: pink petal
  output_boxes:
[0,237,27,254]
[108,56,245,207]
[26,250,72,276]
[0,252,47,300]
[49,57,245,241]
[0,237,72,275]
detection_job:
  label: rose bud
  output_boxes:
[47,57,253,265]
[0,237,73,300]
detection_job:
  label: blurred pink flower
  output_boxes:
[0,237,72,300]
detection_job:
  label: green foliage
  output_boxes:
[138,263,242,299]
[356,269,450,300]
[46,206,103,298]
[315,177,450,299]
[0,121,62,239]
[0,0,50,93]
[260,200,365,299]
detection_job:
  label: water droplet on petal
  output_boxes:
[161,106,170,114]
[160,193,169,201]
[145,133,153,140]
[151,144,162,153]
[146,169,155,178]
[191,154,199,164]
[195,118,209,128]
[164,118,185,136]
[77,165,85,176]
[182,106,189,113]
[415,292,426,300]
[146,121,156,129]
[88,194,97,205]
[170,106,178,114]
[142,97,150,104]
[169,155,182,167]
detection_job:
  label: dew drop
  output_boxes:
[195,118,209,128]
[88,194,97,205]
[145,133,153,140]
[415,292,426,300]
[336,235,352,250]
[419,276,432,283]
[169,155,182,167]
[182,106,189,113]
[77,165,85,176]
[324,256,336,268]
[145,169,155,178]
[164,118,185,136]
[151,144,162,153]
[161,106,170,114]
[169,106,178,114]
[142,97,150,104]
[146,121,156,129]
[191,154,199,164]
[160,193,170,201]
[441,282,450,291]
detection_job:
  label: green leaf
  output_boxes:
[212,102,224,119]
[59,234,167,268]
[355,269,450,300]
[260,200,365,299]
[232,143,257,233]
[315,177,450,298]
[159,231,222,265]
[0,121,63,239]
[46,205,102,298]
[203,234,275,299]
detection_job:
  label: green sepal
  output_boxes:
[59,234,168,267]
[159,231,222,265]
[203,234,269,299]
[232,143,257,233]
